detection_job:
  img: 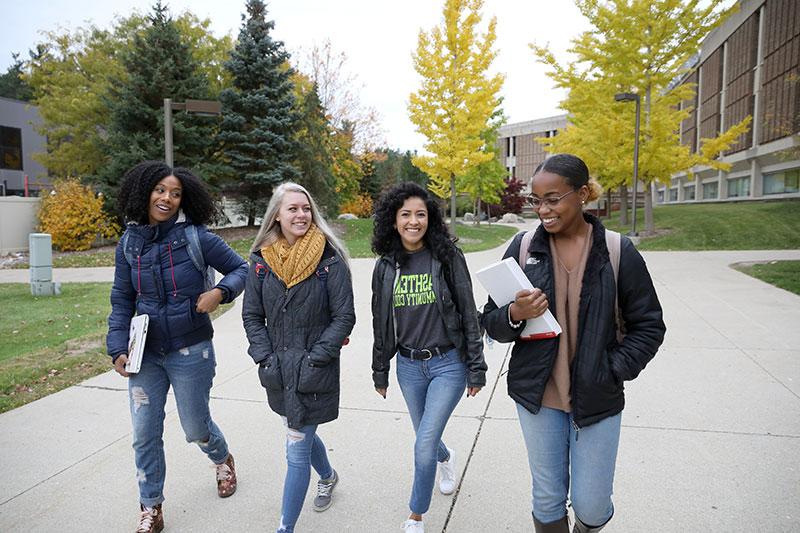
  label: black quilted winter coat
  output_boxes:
[482,213,666,429]
[242,243,355,429]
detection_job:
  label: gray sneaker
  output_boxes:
[313,469,338,512]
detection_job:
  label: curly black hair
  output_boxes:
[371,182,457,265]
[117,161,217,225]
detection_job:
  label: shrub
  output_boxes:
[339,193,373,218]
[488,177,526,217]
[38,178,120,251]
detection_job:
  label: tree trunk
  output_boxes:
[644,182,655,235]
[449,174,457,233]
[606,188,612,219]
[475,197,482,226]
[619,185,629,226]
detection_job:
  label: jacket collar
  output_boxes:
[529,212,608,263]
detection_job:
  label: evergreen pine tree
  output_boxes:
[218,0,299,225]
[0,53,33,101]
[97,1,215,209]
[294,81,337,213]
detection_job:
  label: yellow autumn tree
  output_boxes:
[533,0,751,234]
[38,179,120,251]
[408,0,504,229]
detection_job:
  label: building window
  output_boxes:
[669,187,678,202]
[657,189,665,203]
[683,184,696,200]
[727,176,750,198]
[763,169,800,195]
[0,126,23,171]
[702,181,718,199]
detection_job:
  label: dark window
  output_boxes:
[0,127,23,170]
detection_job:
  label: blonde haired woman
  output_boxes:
[242,182,355,533]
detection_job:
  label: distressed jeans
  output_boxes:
[277,421,334,533]
[128,339,229,507]
[397,347,466,515]
[516,404,621,526]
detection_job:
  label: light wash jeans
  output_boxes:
[516,404,621,526]
[277,421,334,533]
[397,347,466,515]
[128,339,229,507]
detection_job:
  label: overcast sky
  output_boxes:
[2,0,592,152]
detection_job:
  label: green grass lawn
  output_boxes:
[733,260,800,295]
[9,219,518,269]
[603,200,800,250]
[0,282,234,413]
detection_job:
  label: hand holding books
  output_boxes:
[509,287,549,322]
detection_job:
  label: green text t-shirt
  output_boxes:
[393,247,451,351]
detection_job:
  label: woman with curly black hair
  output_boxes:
[371,182,487,533]
[107,160,248,533]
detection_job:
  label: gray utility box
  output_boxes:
[29,233,60,296]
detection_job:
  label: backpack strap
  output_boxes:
[517,230,535,268]
[120,231,134,266]
[184,225,216,291]
[604,228,624,341]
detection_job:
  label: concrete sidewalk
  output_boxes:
[1,237,799,532]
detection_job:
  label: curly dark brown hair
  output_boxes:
[117,161,217,225]
[371,182,457,265]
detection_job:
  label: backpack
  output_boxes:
[517,228,625,341]
[120,224,216,292]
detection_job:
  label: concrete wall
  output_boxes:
[0,196,40,254]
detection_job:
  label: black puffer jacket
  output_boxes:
[372,247,487,389]
[241,243,355,429]
[482,213,665,428]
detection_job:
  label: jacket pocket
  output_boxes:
[297,354,338,394]
[258,354,283,391]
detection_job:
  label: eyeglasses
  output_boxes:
[526,189,577,209]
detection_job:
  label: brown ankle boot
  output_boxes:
[136,504,163,533]
[216,453,237,498]
[533,515,569,533]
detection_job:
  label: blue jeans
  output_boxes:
[516,404,621,526]
[277,421,334,533]
[397,348,466,515]
[128,339,229,507]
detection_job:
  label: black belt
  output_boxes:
[397,344,454,361]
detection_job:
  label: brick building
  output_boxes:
[665,0,799,203]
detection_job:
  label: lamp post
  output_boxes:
[614,92,641,236]
[164,98,222,167]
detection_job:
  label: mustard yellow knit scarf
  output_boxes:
[261,224,325,289]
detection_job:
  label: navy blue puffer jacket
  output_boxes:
[107,214,247,360]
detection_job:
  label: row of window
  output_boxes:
[659,168,799,201]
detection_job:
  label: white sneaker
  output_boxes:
[401,519,425,532]
[438,446,456,495]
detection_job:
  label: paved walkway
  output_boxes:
[1,229,799,532]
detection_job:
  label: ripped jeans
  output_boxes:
[277,419,333,533]
[128,339,229,507]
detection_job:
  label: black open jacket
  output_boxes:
[371,247,487,389]
[481,213,666,428]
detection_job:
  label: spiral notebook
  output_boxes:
[125,314,149,374]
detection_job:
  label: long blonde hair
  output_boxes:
[250,182,350,266]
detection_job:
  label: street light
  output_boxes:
[614,92,641,237]
[163,98,222,167]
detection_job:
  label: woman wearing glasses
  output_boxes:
[481,154,665,533]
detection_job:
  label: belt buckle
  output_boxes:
[419,348,433,361]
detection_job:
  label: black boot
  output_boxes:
[572,516,608,533]
[533,514,569,533]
